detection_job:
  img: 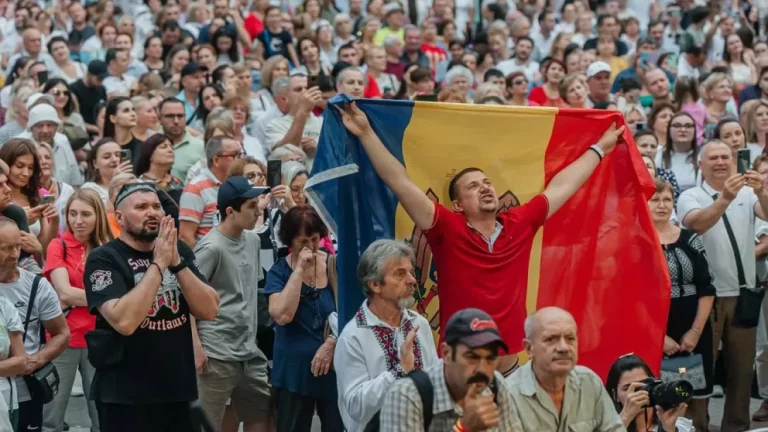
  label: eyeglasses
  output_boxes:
[51,89,69,97]
[245,172,265,182]
[218,151,244,159]
[671,123,694,130]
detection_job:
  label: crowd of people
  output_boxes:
[0,0,762,431]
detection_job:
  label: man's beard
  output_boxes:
[125,221,160,242]
[398,292,416,309]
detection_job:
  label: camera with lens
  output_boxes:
[637,377,693,410]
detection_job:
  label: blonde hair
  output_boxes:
[204,116,236,143]
[623,103,647,122]
[260,56,289,91]
[744,101,768,143]
[701,72,733,103]
[227,155,266,178]
[65,188,114,253]
[558,73,587,101]
[36,141,56,177]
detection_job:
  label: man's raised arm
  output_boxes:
[337,102,435,230]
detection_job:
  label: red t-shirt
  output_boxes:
[528,86,567,108]
[43,230,96,348]
[423,196,549,353]
[364,73,382,99]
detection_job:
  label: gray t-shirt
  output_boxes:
[0,269,63,402]
[0,296,21,411]
[194,228,263,361]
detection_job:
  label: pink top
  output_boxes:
[681,102,707,146]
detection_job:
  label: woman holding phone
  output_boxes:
[0,138,59,254]
[81,138,133,208]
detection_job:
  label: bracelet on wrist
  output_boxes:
[690,327,702,335]
[588,144,604,161]
[453,420,466,432]
[150,262,164,274]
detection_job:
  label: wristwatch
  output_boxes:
[169,260,187,275]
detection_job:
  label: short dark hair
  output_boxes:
[448,167,484,201]
[515,35,533,47]
[158,97,184,112]
[337,41,356,56]
[134,133,171,177]
[633,130,656,142]
[596,14,616,28]
[619,77,641,93]
[219,196,248,222]
[105,47,125,65]
[278,206,329,246]
[483,68,504,82]
[46,36,67,56]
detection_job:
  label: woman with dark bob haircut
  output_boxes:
[133,133,184,222]
[265,206,343,432]
[605,354,688,432]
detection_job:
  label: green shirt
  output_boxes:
[374,27,404,46]
[170,132,204,180]
[505,363,625,432]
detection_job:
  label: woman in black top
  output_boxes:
[103,97,142,166]
[651,177,714,432]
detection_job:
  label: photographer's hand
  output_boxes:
[657,403,687,432]
[620,383,650,427]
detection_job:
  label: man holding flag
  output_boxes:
[336,102,625,375]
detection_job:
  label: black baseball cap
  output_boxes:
[444,308,508,352]
[217,176,269,213]
[181,63,202,78]
[88,60,108,80]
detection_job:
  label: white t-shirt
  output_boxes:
[656,150,698,192]
[81,182,109,209]
[495,59,540,82]
[0,269,62,402]
[265,113,323,171]
[0,296,22,414]
[678,182,760,297]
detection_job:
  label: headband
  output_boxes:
[114,182,157,209]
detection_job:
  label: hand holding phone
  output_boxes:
[267,160,282,188]
[737,148,751,174]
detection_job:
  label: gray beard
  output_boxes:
[398,295,416,310]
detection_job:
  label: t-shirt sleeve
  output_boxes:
[280,31,292,45]
[423,202,453,246]
[178,184,204,224]
[84,248,128,313]
[178,240,206,283]
[1,298,21,333]
[501,194,549,229]
[36,277,63,322]
[191,239,219,282]
[677,190,705,227]
[264,261,289,296]
[42,239,65,278]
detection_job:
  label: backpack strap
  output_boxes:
[408,369,434,431]
[22,275,42,343]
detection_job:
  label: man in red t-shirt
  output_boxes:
[337,102,624,375]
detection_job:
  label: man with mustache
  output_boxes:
[380,308,516,431]
[334,239,439,431]
[506,307,624,431]
[337,102,625,378]
[84,182,220,432]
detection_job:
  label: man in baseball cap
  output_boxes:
[374,3,405,45]
[70,60,108,134]
[586,61,613,105]
[380,307,517,431]
[193,176,273,429]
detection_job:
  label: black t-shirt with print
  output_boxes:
[256,29,293,61]
[84,238,203,404]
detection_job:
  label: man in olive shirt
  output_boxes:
[192,176,272,429]
[506,307,624,432]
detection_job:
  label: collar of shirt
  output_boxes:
[176,90,196,107]
[466,220,504,252]
[358,300,414,330]
[203,167,223,186]
[61,229,87,251]
[172,131,196,149]
[515,363,581,417]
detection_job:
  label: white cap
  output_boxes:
[586,61,612,79]
[25,93,54,109]
[383,2,404,16]
[27,104,61,130]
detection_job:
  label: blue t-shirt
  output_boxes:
[264,258,337,399]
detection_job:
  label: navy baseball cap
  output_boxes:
[217,176,268,213]
[88,60,108,80]
[181,62,202,78]
[444,308,508,352]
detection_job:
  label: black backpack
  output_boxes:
[364,369,434,431]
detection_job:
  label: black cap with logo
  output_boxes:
[444,308,508,352]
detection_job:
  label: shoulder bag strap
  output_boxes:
[408,369,434,431]
[22,275,42,343]
[711,193,747,287]
[59,238,67,262]
[327,253,338,310]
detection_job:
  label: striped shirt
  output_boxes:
[179,168,221,242]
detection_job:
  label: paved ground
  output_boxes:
[60,388,765,432]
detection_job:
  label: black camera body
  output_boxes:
[637,377,694,410]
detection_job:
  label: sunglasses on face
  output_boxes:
[51,89,69,97]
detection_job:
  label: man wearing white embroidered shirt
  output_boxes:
[102,48,136,97]
[265,73,323,171]
[677,140,768,431]
[334,239,438,431]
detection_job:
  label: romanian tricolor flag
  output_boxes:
[307,97,671,380]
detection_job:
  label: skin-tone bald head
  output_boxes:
[524,307,579,379]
